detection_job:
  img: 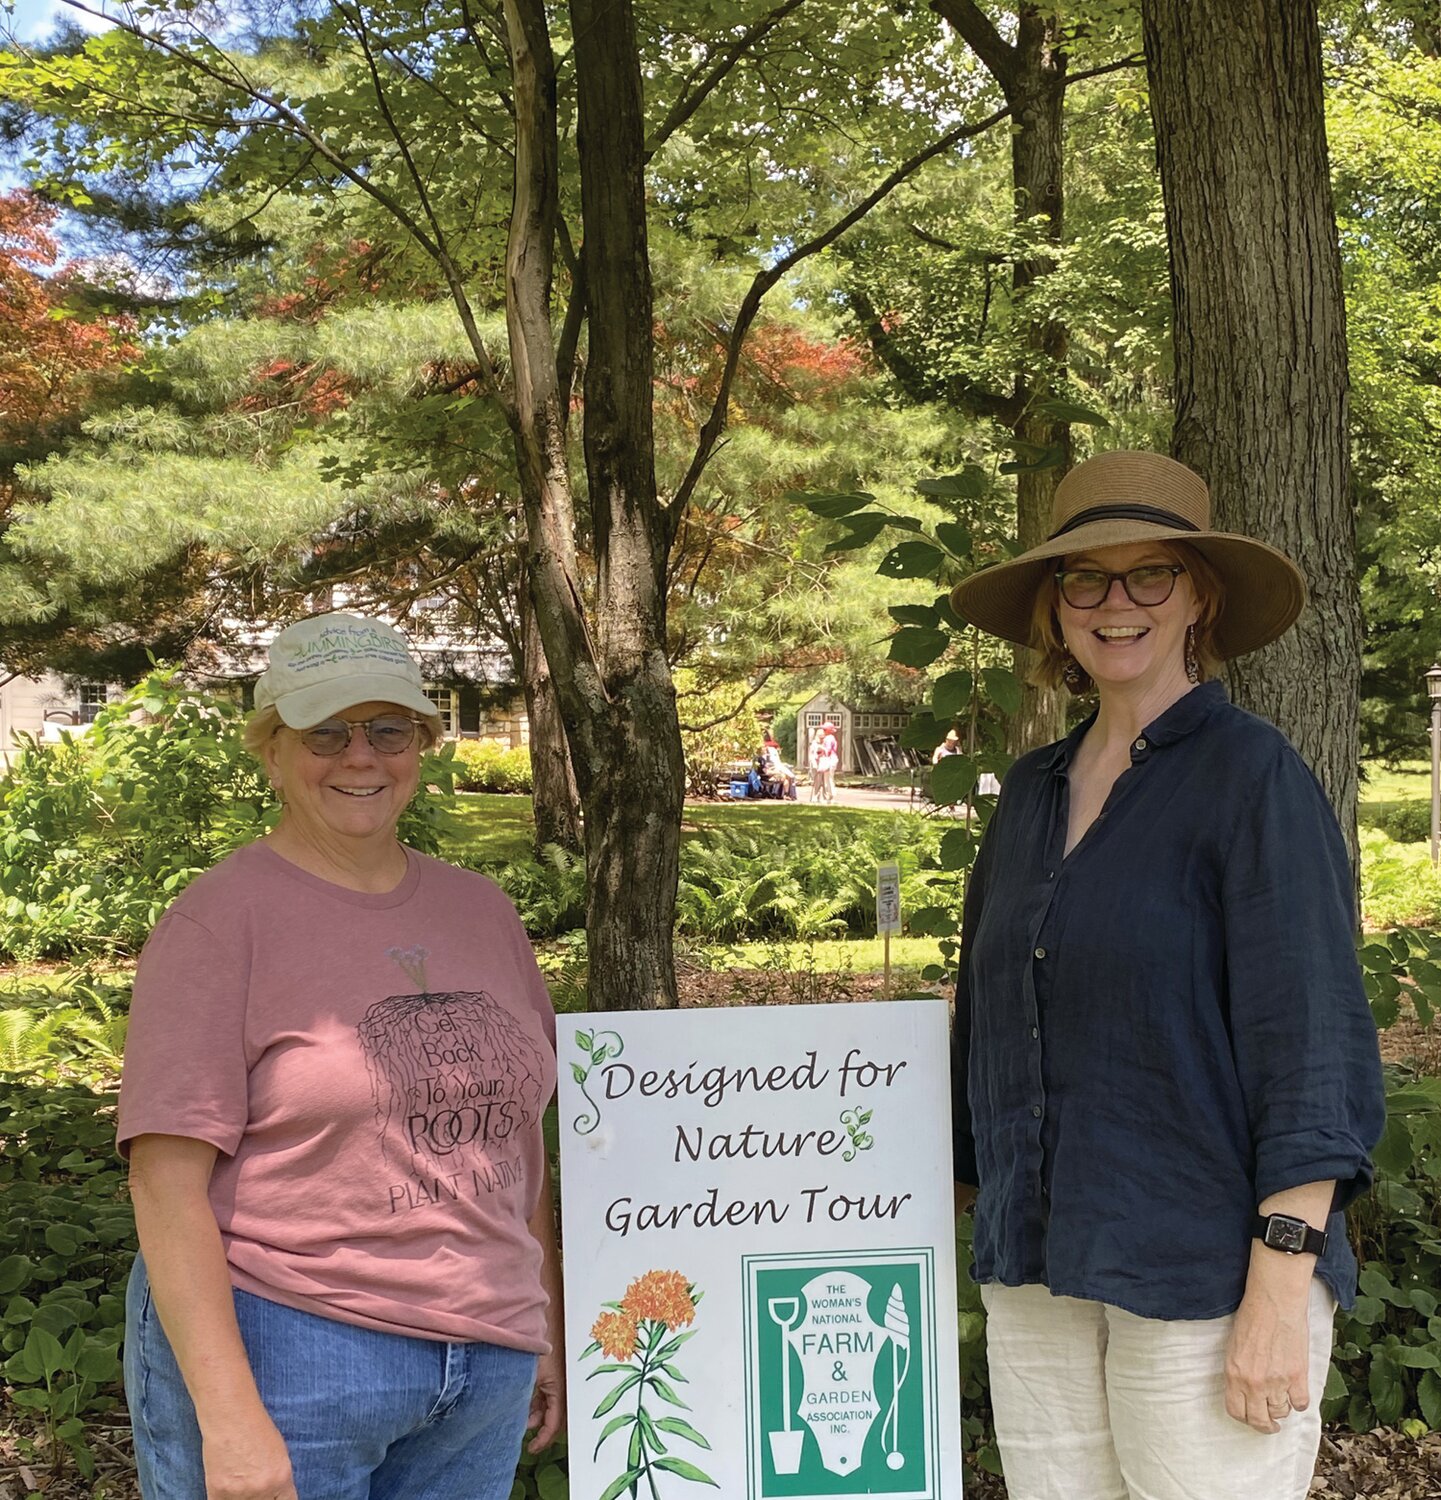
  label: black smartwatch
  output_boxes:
[1252,1212,1327,1257]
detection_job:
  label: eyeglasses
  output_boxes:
[1055,564,1185,609]
[295,715,425,757]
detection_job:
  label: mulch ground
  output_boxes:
[4,1424,1439,1498]
[4,964,1438,1498]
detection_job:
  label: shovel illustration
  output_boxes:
[767,1295,806,1474]
[881,1283,912,1470]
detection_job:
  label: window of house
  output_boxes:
[422,685,456,737]
[77,683,109,724]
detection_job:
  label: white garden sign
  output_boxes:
[558,999,964,1500]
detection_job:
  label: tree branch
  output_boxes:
[678,669,774,733]
[644,0,809,161]
[58,0,511,414]
[931,0,1017,94]
[667,101,1012,529]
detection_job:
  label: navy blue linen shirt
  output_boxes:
[952,680,1385,1319]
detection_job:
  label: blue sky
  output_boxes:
[4,0,113,43]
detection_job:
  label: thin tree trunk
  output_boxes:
[568,0,684,1011]
[520,583,581,853]
[936,2,1069,751]
[1142,0,1359,867]
[505,0,682,1009]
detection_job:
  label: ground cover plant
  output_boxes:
[1,695,1439,1492]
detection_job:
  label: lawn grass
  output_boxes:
[439,792,536,864]
[692,935,946,976]
[1359,759,1430,820]
[440,790,913,866]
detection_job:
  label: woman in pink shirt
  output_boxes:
[119,613,564,1500]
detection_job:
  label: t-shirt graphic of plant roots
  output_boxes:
[357,946,546,1175]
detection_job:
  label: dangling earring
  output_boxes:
[1061,653,1086,694]
[1184,625,1201,685]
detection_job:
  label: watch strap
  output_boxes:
[1252,1212,1327,1257]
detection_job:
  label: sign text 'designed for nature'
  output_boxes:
[558,1000,964,1500]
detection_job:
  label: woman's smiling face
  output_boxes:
[263,699,422,847]
[1056,541,1201,694]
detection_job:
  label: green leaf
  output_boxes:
[27,1325,68,1380]
[899,712,941,750]
[917,468,988,499]
[888,604,941,628]
[654,1416,712,1449]
[0,1256,33,1295]
[889,628,950,669]
[597,1467,646,1500]
[43,1223,82,1257]
[934,521,973,559]
[576,1029,594,1050]
[980,667,1022,715]
[652,1456,718,1486]
[591,1370,642,1417]
[646,1374,691,1409]
[792,491,875,519]
[824,514,889,552]
[1000,443,1067,475]
[930,755,976,805]
[536,1463,569,1500]
[592,1411,636,1460]
[1034,396,1110,427]
[878,539,945,579]
[1418,1368,1441,1429]
[571,1062,587,1085]
[1360,943,1397,972]
[931,670,973,720]
[74,1341,120,1382]
[1373,1116,1413,1179]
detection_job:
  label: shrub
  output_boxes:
[1365,801,1433,846]
[674,818,951,942]
[0,669,454,960]
[452,739,534,794]
[1361,827,1441,930]
[0,1078,133,1482]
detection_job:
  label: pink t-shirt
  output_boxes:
[117,842,558,1351]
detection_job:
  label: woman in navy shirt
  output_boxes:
[949,450,1383,1500]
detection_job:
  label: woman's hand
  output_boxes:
[1223,1258,1313,1434]
[526,1347,567,1453]
[200,1404,297,1499]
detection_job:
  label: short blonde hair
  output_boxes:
[241,703,443,759]
[1028,541,1226,695]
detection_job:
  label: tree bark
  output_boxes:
[568,0,684,1011]
[1142,0,1360,865]
[520,582,581,853]
[504,0,683,1009]
[935,2,1069,752]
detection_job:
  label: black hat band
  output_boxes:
[1049,504,1201,541]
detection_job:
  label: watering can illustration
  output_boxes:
[766,1271,913,1479]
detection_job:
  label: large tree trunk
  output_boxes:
[568,0,684,1011]
[520,583,581,853]
[504,0,683,1010]
[936,2,1069,751]
[1142,0,1360,865]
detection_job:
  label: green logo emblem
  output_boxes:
[743,1250,939,1498]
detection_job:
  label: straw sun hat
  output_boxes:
[949,450,1307,660]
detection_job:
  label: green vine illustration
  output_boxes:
[840,1106,875,1161]
[584,1271,716,1499]
[571,1027,625,1135]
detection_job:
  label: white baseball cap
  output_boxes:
[254,613,441,729]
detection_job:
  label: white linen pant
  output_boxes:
[980,1279,1334,1500]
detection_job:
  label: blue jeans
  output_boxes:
[124,1257,538,1500]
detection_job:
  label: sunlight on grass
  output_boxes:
[691,935,946,977]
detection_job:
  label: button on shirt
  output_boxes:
[951,681,1385,1319]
